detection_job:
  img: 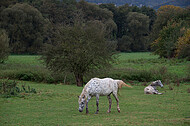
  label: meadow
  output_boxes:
[0,52,190,125]
[0,81,190,125]
[0,52,189,84]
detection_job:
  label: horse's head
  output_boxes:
[151,80,163,88]
[78,94,86,112]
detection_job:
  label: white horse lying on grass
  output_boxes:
[144,80,163,94]
[78,78,132,114]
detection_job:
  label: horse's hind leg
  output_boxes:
[95,94,99,114]
[107,95,112,113]
[113,93,120,113]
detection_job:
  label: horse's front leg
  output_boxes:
[95,94,99,114]
[86,95,92,114]
[107,95,112,113]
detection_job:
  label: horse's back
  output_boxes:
[87,78,117,96]
[144,85,155,94]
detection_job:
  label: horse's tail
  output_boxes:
[117,80,132,89]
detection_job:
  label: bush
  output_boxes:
[0,80,18,97]
[101,65,175,83]
[0,29,10,63]
[0,79,36,98]
[0,66,75,84]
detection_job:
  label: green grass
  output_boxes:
[114,52,188,75]
[0,52,189,83]
[0,81,190,125]
[6,55,42,65]
[117,52,159,60]
[0,53,190,125]
[110,52,189,81]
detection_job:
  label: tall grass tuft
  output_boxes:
[0,79,37,98]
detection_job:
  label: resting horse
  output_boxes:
[144,80,164,94]
[78,78,132,114]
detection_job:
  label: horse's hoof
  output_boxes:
[107,110,111,113]
[117,109,120,113]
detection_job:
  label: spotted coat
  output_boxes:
[78,78,132,114]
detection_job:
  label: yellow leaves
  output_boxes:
[175,29,190,57]
[158,5,182,11]
[157,5,184,16]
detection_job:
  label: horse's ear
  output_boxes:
[77,96,79,98]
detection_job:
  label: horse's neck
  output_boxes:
[82,87,88,97]
[149,84,157,89]
[152,86,157,89]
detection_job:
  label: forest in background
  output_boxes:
[0,0,190,86]
[0,0,190,59]
[80,0,190,9]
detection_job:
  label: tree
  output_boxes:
[114,4,132,38]
[151,21,185,58]
[175,29,190,60]
[126,12,150,51]
[0,3,51,54]
[0,29,10,63]
[117,35,132,52]
[41,21,117,86]
[0,0,17,12]
[140,6,156,31]
[151,5,185,41]
[34,0,77,25]
[151,6,190,59]
[100,4,155,52]
[77,0,117,40]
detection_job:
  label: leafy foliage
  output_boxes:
[77,0,117,40]
[126,12,149,51]
[0,79,36,98]
[41,22,117,86]
[0,3,51,54]
[151,5,190,59]
[151,5,185,41]
[175,29,190,60]
[152,21,184,58]
[0,29,10,63]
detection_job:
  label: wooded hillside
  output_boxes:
[80,0,190,9]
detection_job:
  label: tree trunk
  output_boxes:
[75,73,84,87]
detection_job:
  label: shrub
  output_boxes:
[101,65,176,83]
[0,79,36,98]
[0,80,18,97]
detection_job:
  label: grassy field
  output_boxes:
[0,52,189,83]
[113,53,189,79]
[0,52,190,125]
[0,81,190,126]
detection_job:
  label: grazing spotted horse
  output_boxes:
[78,78,132,114]
[144,80,164,94]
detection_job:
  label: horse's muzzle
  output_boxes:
[79,109,83,112]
